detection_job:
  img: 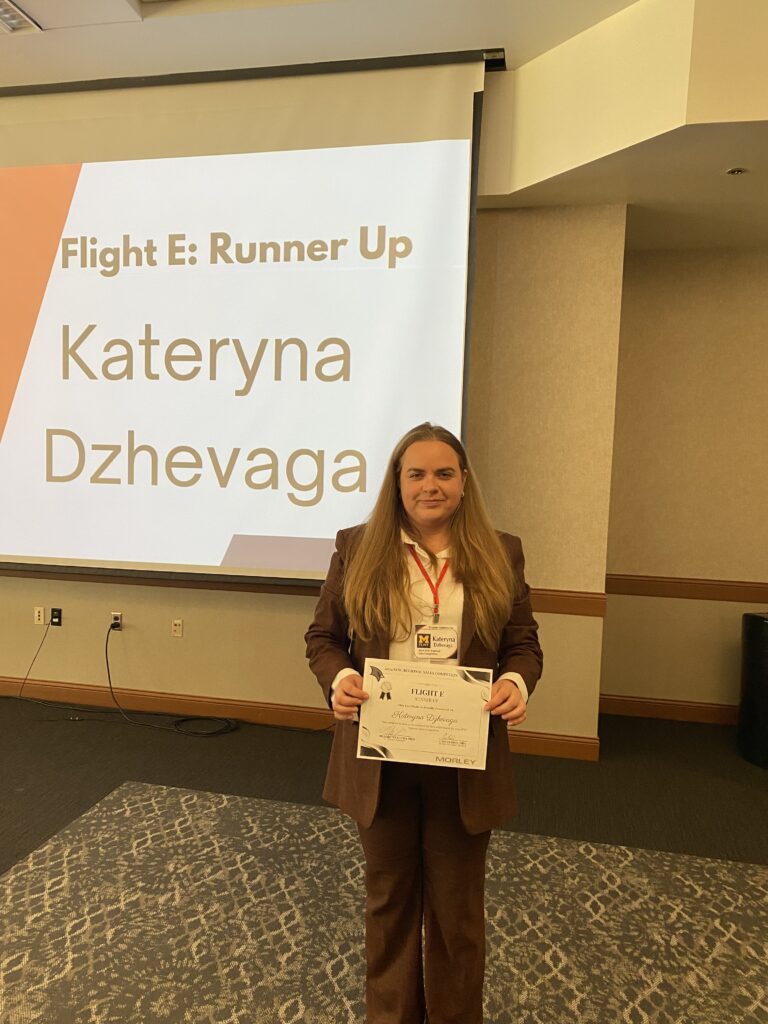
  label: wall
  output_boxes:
[1,576,321,707]
[469,206,627,593]
[687,0,768,124]
[607,248,768,582]
[602,247,768,705]
[479,0,695,196]
[468,205,627,738]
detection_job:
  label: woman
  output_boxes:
[305,423,542,1024]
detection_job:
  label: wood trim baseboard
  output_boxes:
[5,569,765,609]
[508,728,599,761]
[0,676,596,759]
[606,574,768,604]
[600,693,738,726]
[0,677,334,731]
[531,589,606,617]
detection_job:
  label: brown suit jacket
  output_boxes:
[305,526,543,834]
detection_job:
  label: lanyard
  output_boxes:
[408,546,449,624]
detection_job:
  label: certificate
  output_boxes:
[357,658,493,770]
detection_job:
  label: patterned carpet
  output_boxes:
[0,782,766,1024]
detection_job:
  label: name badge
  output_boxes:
[413,624,459,660]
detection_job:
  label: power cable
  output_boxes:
[103,622,237,736]
[11,618,238,736]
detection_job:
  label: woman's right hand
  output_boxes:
[332,673,369,721]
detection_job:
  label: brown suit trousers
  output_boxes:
[358,762,490,1024]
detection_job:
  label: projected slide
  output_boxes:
[0,142,471,577]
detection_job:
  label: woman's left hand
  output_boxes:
[485,679,526,725]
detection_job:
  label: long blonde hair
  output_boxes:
[343,423,519,649]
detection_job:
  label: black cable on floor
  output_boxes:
[103,622,237,736]
[12,620,238,737]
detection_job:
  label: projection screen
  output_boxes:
[0,60,485,581]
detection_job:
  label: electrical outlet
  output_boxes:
[34,606,45,625]
[111,612,123,630]
[51,607,62,627]
[171,618,183,638]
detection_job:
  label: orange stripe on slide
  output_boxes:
[0,163,82,443]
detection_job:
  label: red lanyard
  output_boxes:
[408,546,449,623]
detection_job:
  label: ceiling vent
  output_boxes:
[0,1,41,33]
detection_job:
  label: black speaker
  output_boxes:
[738,613,768,768]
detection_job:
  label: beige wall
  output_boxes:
[468,205,627,739]
[469,206,627,593]
[602,594,762,705]
[607,248,768,582]
[687,0,768,124]
[526,612,605,738]
[479,0,695,197]
[2,575,321,706]
[602,246,768,704]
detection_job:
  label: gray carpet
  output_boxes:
[1,783,766,1024]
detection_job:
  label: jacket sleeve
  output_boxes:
[496,533,543,696]
[305,529,358,707]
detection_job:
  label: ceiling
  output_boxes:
[1,0,766,250]
[0,0,642,83]
[483,121,768,251]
